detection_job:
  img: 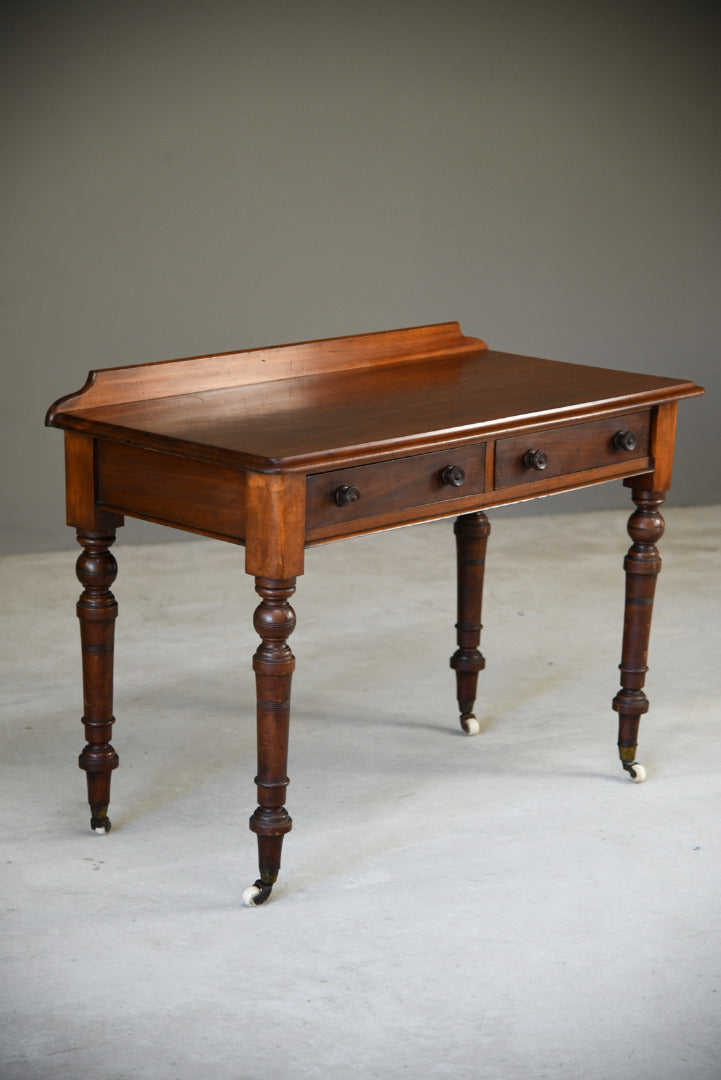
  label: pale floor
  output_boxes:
[2,505,720,1080]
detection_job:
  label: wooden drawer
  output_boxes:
[494,411,651,489]
[307,444,486,530]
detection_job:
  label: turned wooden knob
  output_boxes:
[613,430,637,452]
[334,484,361,507]
[523,449,548,471]
[441,464,466,487]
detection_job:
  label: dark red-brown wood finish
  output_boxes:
[46,322,703,903]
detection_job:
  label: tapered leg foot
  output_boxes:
[613,489,665,782]
[450,512,490,734]
[244,578,296,905]
[76,530,120,832]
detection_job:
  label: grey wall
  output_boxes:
[2,1,718,554]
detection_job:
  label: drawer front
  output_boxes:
[494,411,651,489]
[307,445,486,530]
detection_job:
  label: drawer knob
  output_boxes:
[613,430,637,452]
[523,449,548,471]
[441,464,466,487]
[334,484,361,507]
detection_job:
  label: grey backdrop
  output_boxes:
[2,1,718,555]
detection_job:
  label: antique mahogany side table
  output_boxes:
[46,322,703,904]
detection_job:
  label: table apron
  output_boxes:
[96,441,248,543]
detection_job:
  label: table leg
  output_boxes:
[450,512,490,735]
[75,529,120,832]
[243,577,296,906]
[612,487,666,782]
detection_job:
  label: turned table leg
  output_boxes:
[450,512,491,735]
[242,577,296,906]
[613,488,666,782]
[75,529,120,832]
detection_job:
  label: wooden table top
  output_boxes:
[46,323,703,473]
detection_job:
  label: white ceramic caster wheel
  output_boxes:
[92,824,110,834]
[242,885,262,906]
[242,880,273,906]
[461,714,481,736]
[627,762,646,783]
